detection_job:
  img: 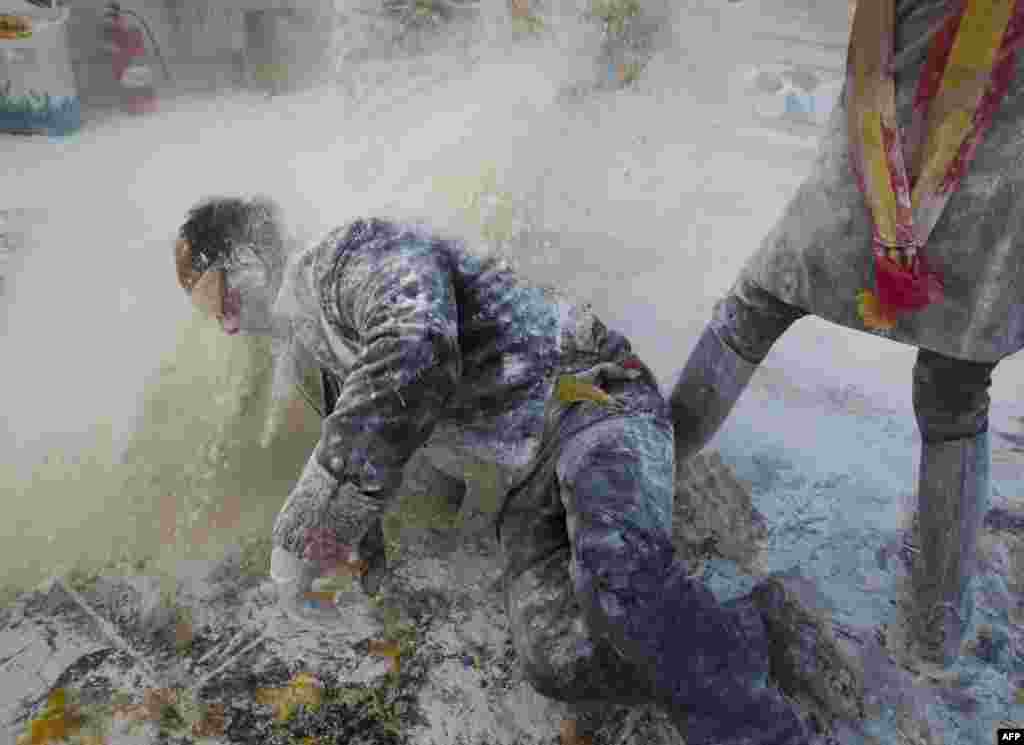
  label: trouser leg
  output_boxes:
[670,279,806,465]
[908,348,998,666]
[557,412,809,745]
[500,432,656,708]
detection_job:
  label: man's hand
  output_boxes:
[301,521,389,596]
[302,528,368,577]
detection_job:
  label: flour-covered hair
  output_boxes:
[179,195,287,282]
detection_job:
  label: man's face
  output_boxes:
[220,243,279,336]
[177,239,280,336]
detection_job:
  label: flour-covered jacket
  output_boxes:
[271,217,630,558]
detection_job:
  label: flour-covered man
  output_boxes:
[174,197,854,744]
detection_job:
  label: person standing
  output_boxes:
[669,0,1024,668]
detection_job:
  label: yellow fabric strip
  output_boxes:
[850,0,901,245]
[912,108,974,204]
[862,110,899,244]
[950,0,1013,76]
[554,376,617,407]
[913,0,1014,205]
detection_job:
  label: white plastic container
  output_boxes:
[0,2,80,136]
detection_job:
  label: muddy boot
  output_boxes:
[580,559,811,745]
[907,431,990,667]
[669,325,758,465]
[750,575,866,730]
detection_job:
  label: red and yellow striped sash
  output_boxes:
[848,0,1024,330]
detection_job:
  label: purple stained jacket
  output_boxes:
[270,217,632,558]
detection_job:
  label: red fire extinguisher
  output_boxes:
[102,2,171,115]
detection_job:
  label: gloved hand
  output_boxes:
[302,517,388,597]
[269,541,341,628]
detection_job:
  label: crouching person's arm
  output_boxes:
[271,237,461,611]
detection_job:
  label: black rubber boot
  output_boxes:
[671,284,805,467]
[751,575,866,728]
[907,431,990,667]
[908,349,997,667]
[669,325,758,466]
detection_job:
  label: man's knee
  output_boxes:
[913,348,998,442]
[712,279,807,364]
[556,416,675,544]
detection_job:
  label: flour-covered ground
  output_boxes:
[1,378,1022,745]
[2,0,1024,743]
[708,369,1024,745]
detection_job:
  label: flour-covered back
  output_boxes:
[271,217,632,556]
